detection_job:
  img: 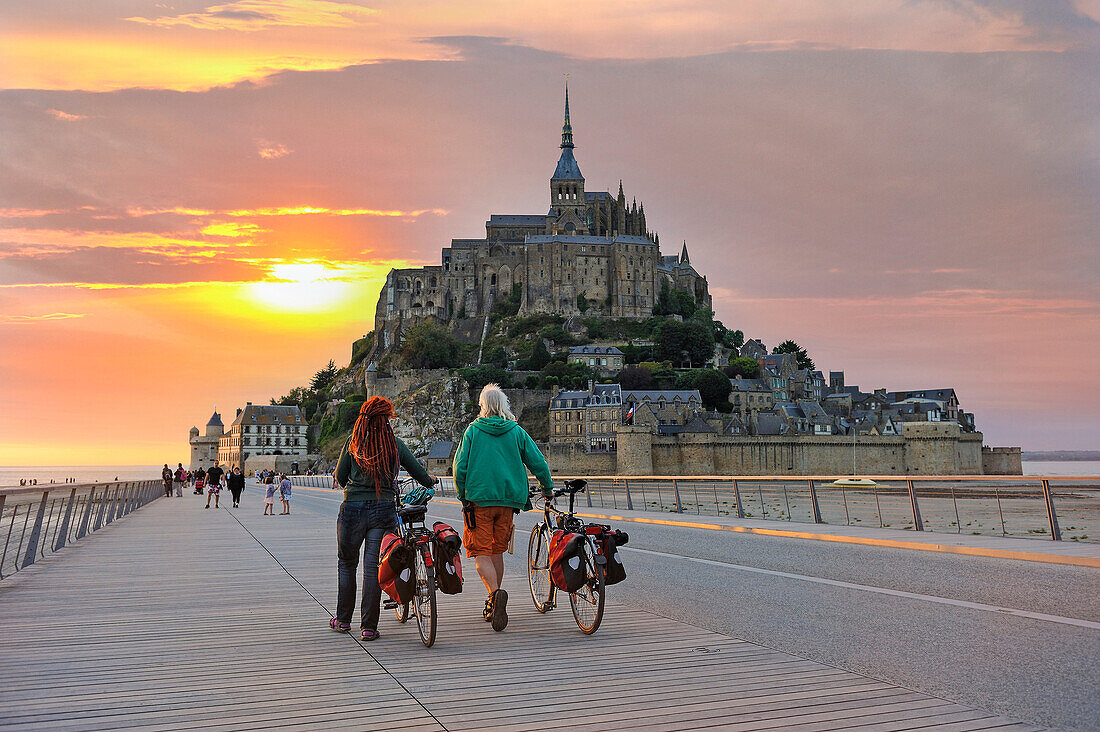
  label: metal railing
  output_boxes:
[291,473,1100,543]
[0,480,161,580]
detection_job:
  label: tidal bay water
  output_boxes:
[0,465,162,488]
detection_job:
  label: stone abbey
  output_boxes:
[374,88,711,349]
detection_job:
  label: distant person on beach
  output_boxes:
[205,461,224,509]
[279,474,292,515]
[453,383,553,632]
[331,396,436,641]
[162,464,173,498]
[227,467,245,508]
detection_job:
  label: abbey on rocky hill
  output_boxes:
[374,86,711,350]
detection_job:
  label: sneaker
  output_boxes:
[491,589,509,632]
[204,505,209,510]
[482,594,494,622]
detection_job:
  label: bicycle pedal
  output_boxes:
[382,600,399,610]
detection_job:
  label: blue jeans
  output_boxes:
[336,500,397,631]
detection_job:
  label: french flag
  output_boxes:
[624,403,635,423]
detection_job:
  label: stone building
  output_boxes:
[217,404,310,470]
[622,389,703,428]
[729,377,774,420]
[189,410,224,472]
[549,383,623,452]
[373,87,711,351]
[567,345,623,374]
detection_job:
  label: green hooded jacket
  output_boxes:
[452,416,553,511]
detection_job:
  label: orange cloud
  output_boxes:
[46,109,87,121]
[125,0,379,32]
[257,141,292,159]
[0,312,86,324]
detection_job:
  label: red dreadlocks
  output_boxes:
[348,396,398,497]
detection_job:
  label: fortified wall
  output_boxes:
[547,422,1010,476]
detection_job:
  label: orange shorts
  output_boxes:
[463,505,515,558]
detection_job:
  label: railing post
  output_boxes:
[94,487,107,531]
[732,479,745,519]
[21,491,50,569]
[78,488,95,539]
[1041,479,1061,541]
[906,479,924,531]
[624,479,634,511]
[672,479,683,513]
[807,479,822,523]
[54,487,78,550]
[106,486,121,524]
[585,482,593,508]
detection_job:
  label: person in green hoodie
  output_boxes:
[453,383,553,631]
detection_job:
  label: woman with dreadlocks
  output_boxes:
[331,396,435,641]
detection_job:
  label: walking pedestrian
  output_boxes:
[453,383,553,631]
[279,474,292,515]
[227,467,245,508]
[161,464,173,498]
[263,477,277,515]
[174,463,186,497]
[330,396,435,641]
[205,460,224,509]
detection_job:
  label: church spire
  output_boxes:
[561,83,574,149]
[680,241,690,264]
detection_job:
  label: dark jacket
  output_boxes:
[336,436,432,503]
[227,472,245,491]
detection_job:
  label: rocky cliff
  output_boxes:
[390,375,475,454]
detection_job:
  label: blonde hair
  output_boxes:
[479,383,515,421]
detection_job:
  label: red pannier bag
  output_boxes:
[600,530,628,586]
[378,533,414,604]
[432,522,463,595]
[548,531,587,593]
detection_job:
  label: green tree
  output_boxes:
[618,365,658,390]
[350,332,374,366]
[400,322,460,369]
[526,338,551,370]
[723,357,760,379]
[576,292,591,313]
[654,319,714,367]
[773,340,815,370]
[676,369,733,411]
[724,329,745,349]
[311,360,338,391]
[458,364,511,394]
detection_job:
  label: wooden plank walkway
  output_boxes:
[0,494,1042,731]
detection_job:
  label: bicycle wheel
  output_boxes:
[569,551,605,635]
[412,545,437,648]
[528,524,553,612]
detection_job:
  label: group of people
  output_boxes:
[330,383,552,641]
[159,462,289,513]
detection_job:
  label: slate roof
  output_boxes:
[552,147,584,180]
[679,416,717,434]
[527,234,610,245]
[621,390,701,404]
[569,345,624,356]
[754,413,787,435]
[887,389,958,403]
[730,378,771,392]
[231,404,304,427]
[206,411,223,427]
[488,215,546,226]
[551,390,589,409]
[426,441,454,460]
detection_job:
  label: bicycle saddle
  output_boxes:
[564,478,588,491]
[398,504,428,521]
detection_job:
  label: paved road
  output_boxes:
[284,484,1099,731]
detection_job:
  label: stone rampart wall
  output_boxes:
[982,447,1023,475]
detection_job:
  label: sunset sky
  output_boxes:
[1,0,1097,464]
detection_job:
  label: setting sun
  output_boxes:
[247,262,354,312]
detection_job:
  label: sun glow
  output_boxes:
[246,262,354,312]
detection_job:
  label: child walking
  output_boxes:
[279,474,292,515]
[263,477,277,516]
